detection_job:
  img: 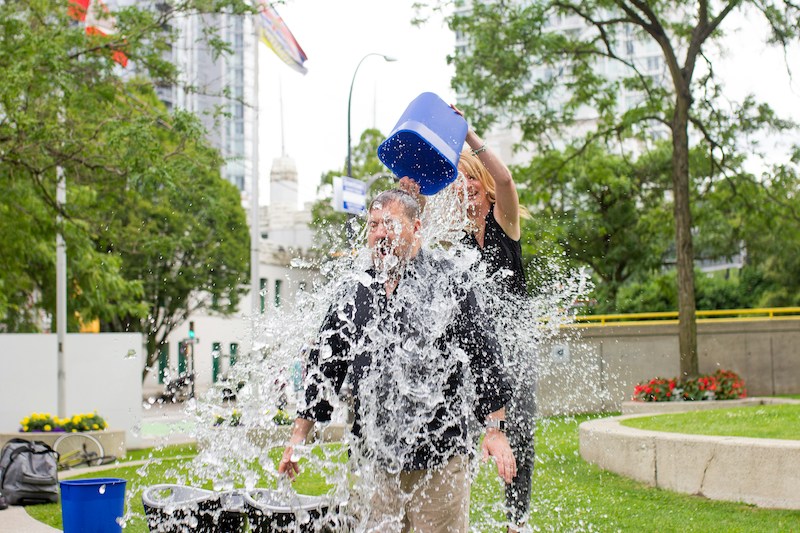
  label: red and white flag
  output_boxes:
[68,0,128,67]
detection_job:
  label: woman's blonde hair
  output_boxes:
[458,149,531,219]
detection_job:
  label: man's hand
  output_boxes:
[398,176,427,210]
[482,429,517,484]
[277,417,314,480]
[278,445,301,480]
[398,176,420,196]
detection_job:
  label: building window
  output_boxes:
[274,279,282,307]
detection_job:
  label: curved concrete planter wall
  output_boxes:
[621,397,799,415]
[579,406,800,510]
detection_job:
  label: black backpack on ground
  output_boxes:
[0,438,59,505]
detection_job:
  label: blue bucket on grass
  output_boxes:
[377,91,468,195]
[60,478,126,533]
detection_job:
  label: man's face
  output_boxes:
[367,200,419,271]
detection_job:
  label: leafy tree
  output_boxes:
[616,266,768,313]
[0,0,253,380]
[516,143,673,310]
[745,161,800,306]
[446,0,800,377]
[705,152,800,307]
[86,83,250,381]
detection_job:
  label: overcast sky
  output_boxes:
[256,2,800,206]
[257,0,456,206]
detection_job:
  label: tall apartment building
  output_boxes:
[157,10,259,199]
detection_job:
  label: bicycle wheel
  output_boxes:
[53,433,104,465]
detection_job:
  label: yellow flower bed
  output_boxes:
[19,411,109,433]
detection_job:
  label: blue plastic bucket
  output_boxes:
[377,92,468,195]
[61,478,127,533]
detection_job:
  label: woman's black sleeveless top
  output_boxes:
[463,205,527,297]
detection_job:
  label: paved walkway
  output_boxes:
[0,506,60,533]
[0,399,197,532]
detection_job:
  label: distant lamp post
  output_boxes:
[347,53,397,179]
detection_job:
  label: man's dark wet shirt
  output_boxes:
[298,250,511,472]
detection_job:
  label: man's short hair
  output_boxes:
[369,189,420,221]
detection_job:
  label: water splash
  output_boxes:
[134,187,601,532]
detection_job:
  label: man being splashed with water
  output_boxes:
[279,189,516,532]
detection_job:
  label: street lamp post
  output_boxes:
[347,53,397,179]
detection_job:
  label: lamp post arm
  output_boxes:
[347,53,397,179]
[347,53,380,179]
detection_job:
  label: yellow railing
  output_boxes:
[572,307,800,326]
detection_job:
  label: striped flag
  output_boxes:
[68,0,128,67]
[257,1,308,75]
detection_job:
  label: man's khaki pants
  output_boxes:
[366,454,470,533]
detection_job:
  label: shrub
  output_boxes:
[680,374,718,401]
[212,409,292,427]
[213,409,242,427]
[711,369,748,400]
[273,409,292,426]
[20,411,108,432]
[632,370,746,402]
[632,377,678,402]
[19,413,62,433]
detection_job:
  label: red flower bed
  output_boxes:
[633,369,747,402]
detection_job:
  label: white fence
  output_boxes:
[0,333,144,448]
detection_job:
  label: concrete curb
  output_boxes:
[579,410,800,510]
[621,396,800,415]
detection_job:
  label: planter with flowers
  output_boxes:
[201,408,288,448]
[623,369,751,415]
[0,411,126,456]
[198,408,326,452]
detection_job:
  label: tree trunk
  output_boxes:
[142,333,158,383]
[671,88,699,379]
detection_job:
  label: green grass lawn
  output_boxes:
[26,414,800,532]
[622,404,800,440]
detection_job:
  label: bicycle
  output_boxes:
[161,372,194,403]
[53,433,117,471]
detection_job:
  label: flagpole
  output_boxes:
[250,14,261,314]
[56,165,67,418]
